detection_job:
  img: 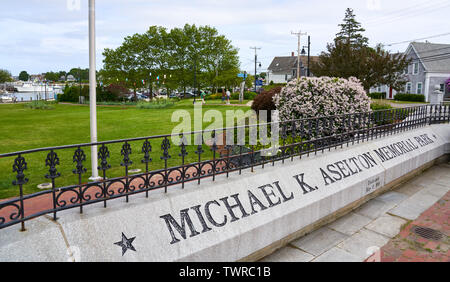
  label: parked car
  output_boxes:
[127,94,148,101]
[177,92,196,99]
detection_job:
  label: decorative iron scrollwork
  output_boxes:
[141,139,152,164]
[98,144,111,171]
[45,150,61,179]
[72,147,87,175]
[121,142,133,167]
[12,154,28,186]
[179,134,188,158]
[160,137,171,160]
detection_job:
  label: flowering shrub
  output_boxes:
[446,77,450,92]
[273,76,372,138]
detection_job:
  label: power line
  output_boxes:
[384,32,450,47]
[365,0,447,23]
[365,0,450,26]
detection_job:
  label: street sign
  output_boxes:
[237,73,248,78]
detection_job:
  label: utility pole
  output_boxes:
[291,30,307,80]
[250,47,261,93]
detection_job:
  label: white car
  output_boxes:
[154,94,168,99]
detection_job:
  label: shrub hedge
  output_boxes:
[251,86,282,122]
[368,92,386,99]
[394,93,425,102]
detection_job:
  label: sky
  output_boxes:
[1,0,449,76]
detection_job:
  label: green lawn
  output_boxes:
[0,101,251,199]
[371,99,429,104]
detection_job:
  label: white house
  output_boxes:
[267,53,319,84]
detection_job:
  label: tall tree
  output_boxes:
[311,8,410,92]
[19,71,29,81]
[335,8,369,47]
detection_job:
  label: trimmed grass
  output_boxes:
[0,101,251,199]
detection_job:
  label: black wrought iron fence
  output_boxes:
[0,105,449,231]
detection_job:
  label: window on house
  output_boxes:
[440,84,445,92]
[377,86,381,92]
[406,82,412,93]
[285,74,288,81]
[413,63,419,75]
[403,67,408,74]
[417,82,423,94]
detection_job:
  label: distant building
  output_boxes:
[29,74,45,82]
[66,75,76,82]
[370,42,450,101]
[267,53,319,84]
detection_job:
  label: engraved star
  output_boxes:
[114,233,136,256]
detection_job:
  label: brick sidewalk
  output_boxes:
[367,190,450,262]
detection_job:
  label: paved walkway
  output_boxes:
[260,162,450,262]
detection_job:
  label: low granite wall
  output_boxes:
[0,124,449,262]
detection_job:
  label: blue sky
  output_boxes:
[1,0,449,76]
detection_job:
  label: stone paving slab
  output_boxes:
[260,246,314,262]
[311,247,360,262]
[394,182,427,196]
[353,199,394,220]
[336,228,390,260]
[375,191,409,206]
[388,190,442,220]
[365,215,407,238]
[327,212,373,236]
[422,183,450,198]
[290,227,348,256]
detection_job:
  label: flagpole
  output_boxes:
[89,0,100,180]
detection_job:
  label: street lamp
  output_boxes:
[192,57,197,104]
[301,35,311,77]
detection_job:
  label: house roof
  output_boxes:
[410,42,450,73]
[268,55,319,73]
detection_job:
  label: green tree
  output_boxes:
[102,24,240,96]
[0,69,13,83]
[68,68,89,81]
[19,71,29,81]
[335,8,369,47]
[45,71,60,82]
[311,8,410,92]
